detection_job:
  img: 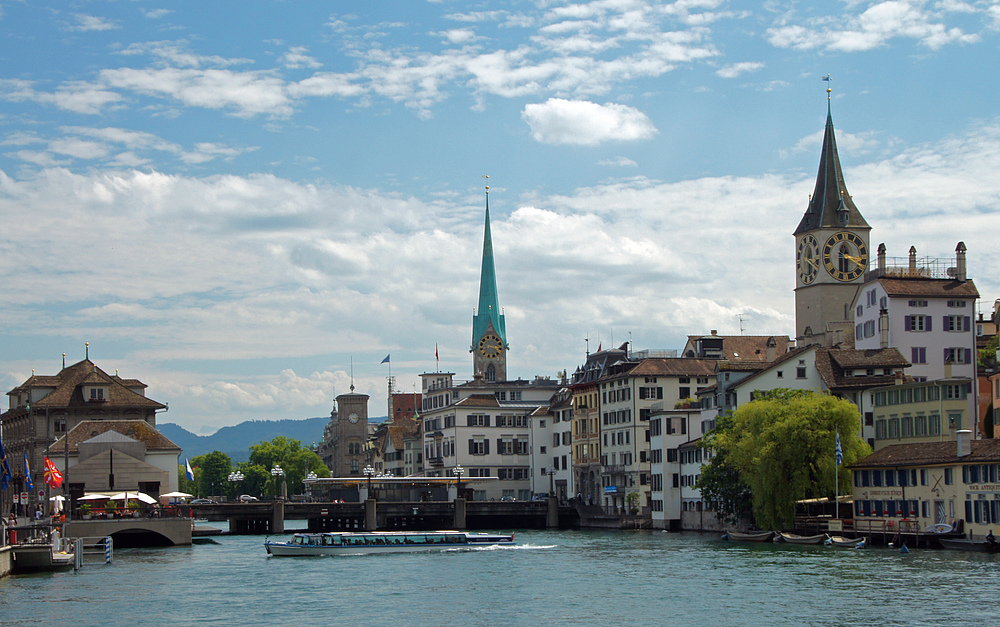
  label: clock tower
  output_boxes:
[794,85,871,347]
[332,388,369,477]
[471,183,508,382]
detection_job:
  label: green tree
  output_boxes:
[698,412,754,526]
[979,335,998,374]
[190,451,233,498]
[709,389,870,530]
[248,436,329,498]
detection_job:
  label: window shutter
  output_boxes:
[483,439,490,455]
[911,347,919,363]
[657,387,663,399]
[467,416,474,427]
[469,440,475,455]
[965,349,972,364]
[943,315,949,330]
[944,348,951,363]
[964,316,971,332]
[904,316,911,331]
[484,415,491,427]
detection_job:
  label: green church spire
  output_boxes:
[472,184,506,349]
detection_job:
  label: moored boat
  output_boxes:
[775,532,829,545]
[825,535,866,548]
[937,538,1000,553]
[264,530,515,556]
[723,530,774,542]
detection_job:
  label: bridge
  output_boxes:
[65,517,192,547]
[189,499,581,534]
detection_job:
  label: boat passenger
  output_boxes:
[987,530,996,545]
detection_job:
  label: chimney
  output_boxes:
[955,242,967,282]
[879,309,889,349]
[710,330,717,336]
[908,246,917,276]
[956,430,972,458]
[877,243,886,275]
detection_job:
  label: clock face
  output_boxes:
[797,234,819,285]
[822,231,868,282]
[478,333,503,359]
[347,412,359,424]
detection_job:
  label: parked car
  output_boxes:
[190,498,217,504]
[239,494,259,502]
[500,496,517,502]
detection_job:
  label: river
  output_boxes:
[2,528,998,626]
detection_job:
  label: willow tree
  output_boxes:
[711,389,870,530]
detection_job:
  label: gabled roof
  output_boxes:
[621,358,716,378]
[877,277,979,299]
[683,334,790,361]
[47,420,180,454]
[6,359,165,411]
[728,344,819,390]
[794,103,869,235]
[852,440,1000,468]
[816,347,910,391]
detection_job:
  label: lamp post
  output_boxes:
[452,464,464,499]
[228,470,244,501]
[363,464,375,500]
[270,465,285,501]
[305,472,317,501]
[548,468,556,498]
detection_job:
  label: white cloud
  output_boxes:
[281,46,323,69]
[599,156,639,167]
[767,0,982,52]
[66,14,119,32]
[522,99,658,145]
[716,61,764,78]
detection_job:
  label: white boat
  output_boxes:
[723,530,775,542]
[825,535,867,548]
[264,530,515,556]
[775,532,829,545]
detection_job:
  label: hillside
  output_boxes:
[159,417,330,462]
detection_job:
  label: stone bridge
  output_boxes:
[65,517,192,547]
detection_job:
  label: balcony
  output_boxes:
[428,457,444,467]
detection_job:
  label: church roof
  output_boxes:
[794,101,870,235]
[472,191,507,347]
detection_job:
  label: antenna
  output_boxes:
[736,313,749,335]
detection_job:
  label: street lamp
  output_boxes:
[270,465,285,500]
[452,464,464,499]
[228,470,244,500]
[548,468,556,498]
[363,464,375,499]
[305,471,317,501]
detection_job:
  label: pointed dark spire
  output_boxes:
[472,182,506,347]
[794,97,869,235]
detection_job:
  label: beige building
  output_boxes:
[851,431,1000,539]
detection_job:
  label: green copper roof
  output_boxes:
[472,193,506,347]
[794,101,870,235]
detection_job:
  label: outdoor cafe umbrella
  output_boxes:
[49,495,66,513]
[108,491,158,504]
[77,494,111,501]
[160,492,193,498]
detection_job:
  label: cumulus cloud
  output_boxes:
[767,0,982,52]
[522,99,658,145]
[716,61,764,78]
[66,14,119,32]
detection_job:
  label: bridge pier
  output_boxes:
[364,499,377,531]
[454,498,466,529]
[547,497,558,528]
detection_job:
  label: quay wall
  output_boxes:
[0,546,10,578]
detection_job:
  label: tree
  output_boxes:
[979,335,999,374]
[248,436,329,498]
[698,412,754,526]
[190,451,233,498]
[707,389,870,530]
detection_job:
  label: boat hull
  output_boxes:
[724,531,774,542]
[264,531,515,557]
[826,536,866,548]
[776,532,829,545]
[938,538,1000,553]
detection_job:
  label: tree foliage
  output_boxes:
[698,412,754,526]
[979,335,999,374]
[705,389,870,531]
[189,451,233,498]
[247,436,329,498]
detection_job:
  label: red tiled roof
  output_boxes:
[852,439,1000,468]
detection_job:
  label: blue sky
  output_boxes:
[1,1,998,434]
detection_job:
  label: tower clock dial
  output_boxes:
[797,234,819,284]
[347,412,359,424]
[478,333,503,359]
[822,231,868,282]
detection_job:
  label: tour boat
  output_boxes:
[264,530,515,556]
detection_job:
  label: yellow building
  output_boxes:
[870,378,971,451]
[851,431,1000,539]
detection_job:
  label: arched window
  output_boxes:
[486,363,496,382]
[351,460,359,474]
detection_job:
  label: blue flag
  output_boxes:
[185,458,195,481]
[835,431,843,467]
[381,354,390,364]
[0,435,11,491]
[24,451,33,491]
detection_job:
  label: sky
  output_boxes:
[1,1,998,435]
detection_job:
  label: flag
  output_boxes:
[597,343,602,352]
[0,435,11,491]
[835,430,843,466]
[43,456,63,489]
[185,458,195,481]
[381,354,390,364]
[823,74,831,82]
[24,451,33,491]
[435,344,439,361]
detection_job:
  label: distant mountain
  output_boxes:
[159,417,330,462]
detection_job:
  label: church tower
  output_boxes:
[471,182,508,382]
[794,81,872,347]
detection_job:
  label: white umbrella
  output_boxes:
[77,493,111,501]
[108,491,158,504]
[49,495,66,502]
[160,491,193,498]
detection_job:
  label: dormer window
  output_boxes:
[86,386,108,402]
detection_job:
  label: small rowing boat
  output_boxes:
[825,536,866,548]
[937,538,1000,553]
[264,530,515,556]
[723,530,774,542]
[775,532,829,545]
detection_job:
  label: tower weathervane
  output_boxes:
[823,73,832,100]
